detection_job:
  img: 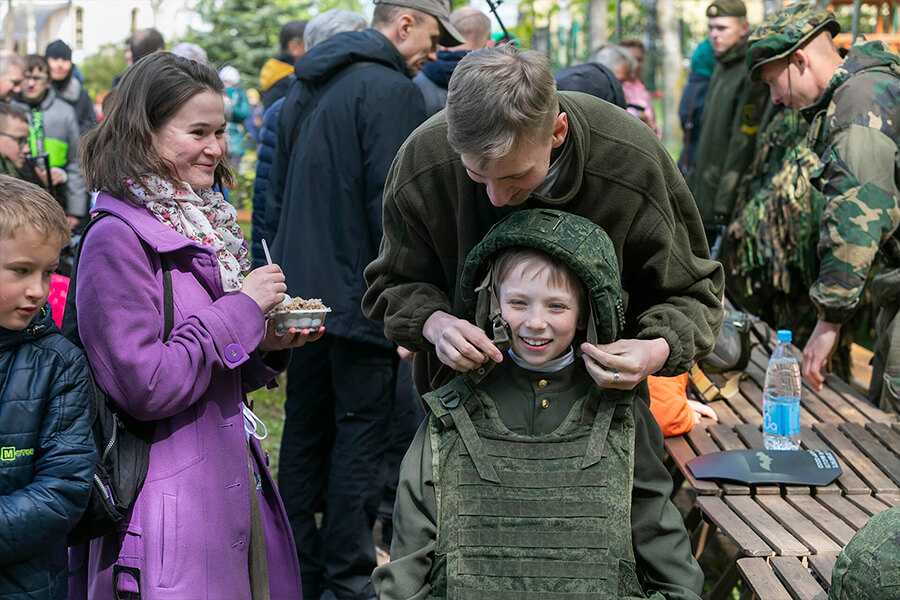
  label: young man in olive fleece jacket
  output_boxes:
[363,46,722,598]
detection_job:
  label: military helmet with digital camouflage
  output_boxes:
[458,208,625,350]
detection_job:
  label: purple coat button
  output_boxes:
[224,343,244,363]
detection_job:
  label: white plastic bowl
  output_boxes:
[270,308,330,334]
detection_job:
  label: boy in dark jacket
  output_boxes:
[373,209,703,600]
[0,175,96,599]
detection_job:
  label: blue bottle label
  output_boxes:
[763,400,800,436]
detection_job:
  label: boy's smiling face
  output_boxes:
[499,259,581,368]
[0,229,60,330]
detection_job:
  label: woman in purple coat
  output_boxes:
[72,52,321,599]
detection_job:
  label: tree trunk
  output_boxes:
[658,0,681,150]
[588,0,607,54]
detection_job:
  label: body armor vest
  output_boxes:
[422,377,644,599]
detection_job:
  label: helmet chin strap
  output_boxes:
[470,267,512,384]
[473,265,602,376]
[576,303,599,357]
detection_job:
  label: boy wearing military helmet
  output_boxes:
[748,3,900,414]
[373,209,703,599]
[363,45,721,598]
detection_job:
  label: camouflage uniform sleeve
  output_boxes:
[810,124,900,323]
[372,419,437,600]
[713,79,769,223]
[630,398,704,600]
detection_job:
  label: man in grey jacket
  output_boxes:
[11,54,87,225]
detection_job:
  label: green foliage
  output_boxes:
[185,0,364,87]
[186,0,312,86]
[228,148,257,210]
[523,0,649,69]
[80,43,127,99]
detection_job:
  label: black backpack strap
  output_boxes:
[290,61,378,146]
[62,211,176,345]
[161,257,174,342]
[61,212,110,347]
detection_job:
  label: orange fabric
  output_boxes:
[647,373,694,437]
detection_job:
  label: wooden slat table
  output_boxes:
[664,327,898,600]
[738,557,830,600]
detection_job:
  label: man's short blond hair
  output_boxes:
[0,175,69,248]
[446,45,558,162]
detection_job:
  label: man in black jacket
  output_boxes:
[265,2,462,599]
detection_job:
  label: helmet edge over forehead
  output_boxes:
[459,209,624,343]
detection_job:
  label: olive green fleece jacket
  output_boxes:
[363,91,725,394]
[372,357,704,600]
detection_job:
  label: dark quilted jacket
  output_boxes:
[0,306,96,600]
[250,97,283,270]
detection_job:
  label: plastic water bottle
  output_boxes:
[763,330,801,450]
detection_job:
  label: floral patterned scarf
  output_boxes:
[126,175,250,292]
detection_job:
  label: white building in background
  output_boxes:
[0,0,203,62]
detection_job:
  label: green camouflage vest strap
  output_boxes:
[422,381,643,599]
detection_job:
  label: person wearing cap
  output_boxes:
[687,0,768,245]
[263,2,464,598]
[45,40,96,134]
[747,2,900,414]
[413,6,495,118]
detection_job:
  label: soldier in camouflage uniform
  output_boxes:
[748,3,900,413]
[828,505,900,599]
[688,0,769,244]
[372,209,703,600]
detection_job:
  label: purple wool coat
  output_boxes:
[69,192,303,599]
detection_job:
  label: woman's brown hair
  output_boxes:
[80,52,233,199]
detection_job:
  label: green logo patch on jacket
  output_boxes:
[1,446,34,461]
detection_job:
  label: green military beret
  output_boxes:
[706,0,746,18]
[747,2,841,81]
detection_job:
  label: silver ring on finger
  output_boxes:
[612,370,619,384]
